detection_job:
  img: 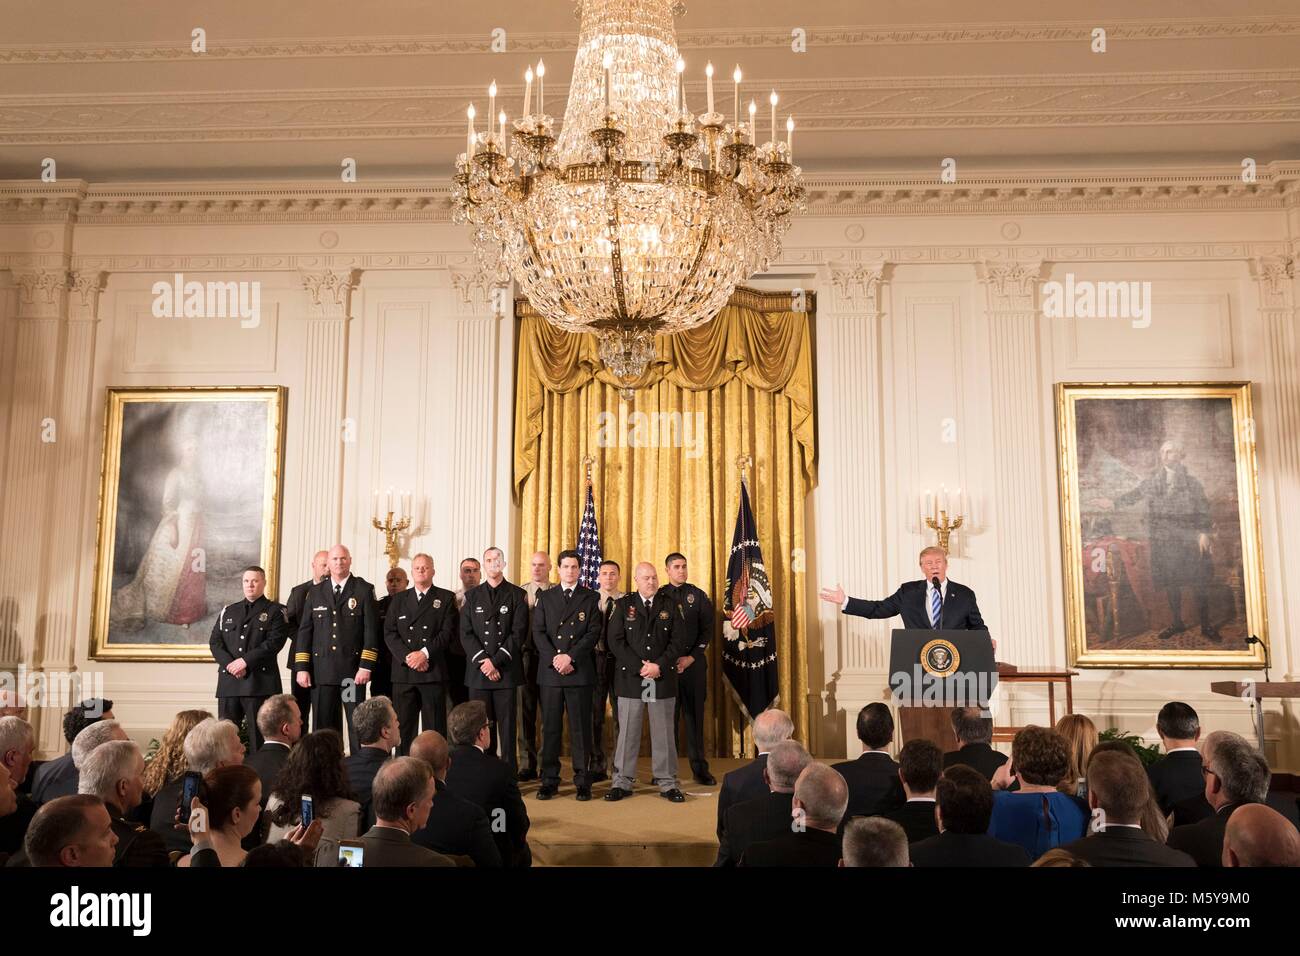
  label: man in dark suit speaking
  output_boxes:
[818,547,994,649]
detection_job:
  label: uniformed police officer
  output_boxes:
[384,553,456,751]
[519,551,553,781]
[532,550,602,801]
[589,559,624,782]
[605,562,690,803]
[663,552,717,785]
[293,544,381,754]
[283,550,328,734]
[459,546,528,773]
[210,565,292,751]
[373,565,407,702]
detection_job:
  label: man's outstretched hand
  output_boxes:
[818,584,846,606]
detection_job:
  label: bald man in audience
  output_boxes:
[408,730,501,867]
[24,795,118,868]
[841,817,910,867]
[716,739,811,867]
[717,708,793,840]
[1222,803,1300,867]
[739,763,848,867]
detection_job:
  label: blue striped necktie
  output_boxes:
[929,585,941,629]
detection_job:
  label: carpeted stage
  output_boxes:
[524,757,747,866]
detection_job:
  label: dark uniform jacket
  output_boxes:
[384,586,456,684]
[531,585,602,687]
[108,800,169,867]
[459,580,528,689]
[293,576,381,684]
[661,582,714,664]
[209,594,292,697]
[606,591,690,700]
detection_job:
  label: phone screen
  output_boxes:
[338,843,364,868]
[179,771,203,825]
[301,794,314,829]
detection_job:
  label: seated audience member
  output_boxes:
[244,695,301,800]
[409,730,501,867]
[740,763,848,867]
[1087,740,1169,843]
[178,765,263,868]
[883,739,942,843]
[0,762,17,865]
[910,766,1030,867]
[0,717,37,856]
[359,756,453,867]
[1055,714,1098,800]
[717,708,793,840]
[140,709,212,825]
[24,795,118,867]
[840,817,909,868]
[445,701,531,867]
[716,740,812,867]
[989,726,1088,859]
[831,703,904,819]
[243,841,306,867]
[1222,803,1300,867]
[344,696,401,830]
[1146,702,1208,816]
[149,716,243,854]
[77,739,167,867]
[1059,751,1195,867]
[943,706,1008,780]
[30,698,115,804]
[1168,731,1273,867]
[1032,848,1090,867]
[266,729,359,867]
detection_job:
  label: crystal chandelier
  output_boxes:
[452,0,805,385]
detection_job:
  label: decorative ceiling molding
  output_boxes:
[2,17,1297,63]
[2,163,1298,226]
[1,70,1297,144]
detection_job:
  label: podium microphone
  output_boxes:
[932,576,944,629]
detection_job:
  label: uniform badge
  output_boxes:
[475,606,484,614]
[659,610,669,620]
[348,597,357,610]
[433,599,442,609]
[626,606,637,620]
[578,611,585,621]
[258,612,269,622]
[500,605,508,614]
[687,594,695,605]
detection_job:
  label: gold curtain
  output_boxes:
[513,289,817,753]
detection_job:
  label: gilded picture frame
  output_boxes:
[89,386,286,661]
[1056,382,1267,668]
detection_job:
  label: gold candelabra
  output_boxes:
[371,489,412,569]
[925,511,964,553]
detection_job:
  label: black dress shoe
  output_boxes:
[575,786,592,801]
[660,788,686,803]
[517,768,538,781]
[536,784,558,800]
[604,787,632,801]
[694,771,717,786]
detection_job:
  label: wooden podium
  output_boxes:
[1210,681,1300,751]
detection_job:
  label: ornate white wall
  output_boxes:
[1,165,1297,768]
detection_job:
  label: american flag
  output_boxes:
[576,483,603,590]
[722,479,778,720]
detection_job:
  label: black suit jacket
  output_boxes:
[384,586,456,684]
[1167,803,1246,867]
[444,744,531,867]
[359,825,454,867]
[30,752,78,804]
[107,801,169,867]
[1062,827,1197,867]
[532,585,602,687]
[831,751,906,820]
[148,778,193,854]
[1147,750,1207,815]
[606,591,690,699]
[716,790,794,867]
[460,580,528,689]
[883,799,940,844]
[943,743,1009,781]
[294,576,381,684]
[412,778,502,868]
[344,746,392,831]
[909,831,1030,867]
[845,579,988,633]
[210,595,292,697]
[717,754,769,840]
[740,827,842,867]
[244,741,292,800]
[0,796,37,855]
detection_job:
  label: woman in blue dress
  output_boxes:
[989,726,1090,860]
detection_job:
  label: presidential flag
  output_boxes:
[722,479,778,720]
[576,483,603,590]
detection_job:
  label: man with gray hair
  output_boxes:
[77,739,167,867]
[1222,803,1300,867]
[1168,730,1273,866]
[149,717,243,853]
[345,695,401,829]
[716,739,811,867]
[357,756,453,866]
[943,706,1008,781]
[740,763,848,867]
[717,708,793,839]
[0,716,36,856]
[72,719,129,772]
[841,817,910,867]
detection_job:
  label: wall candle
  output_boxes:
[706,62,715,114]
[402,491,411,518]
[748,99,756,143]
[925,489,934,522]
[372,490,379,522]
[524,67,533,118]
[732,65,741,127]
[537,60,545,115]
[386,487,392,516]
[787,116,794,159]
[769,90,777,142]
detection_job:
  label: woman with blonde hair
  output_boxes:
[142,709,212,797]
[1055,714,1099,800]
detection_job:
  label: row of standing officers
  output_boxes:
[209,545,716,800]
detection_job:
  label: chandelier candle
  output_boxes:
[748,99,757,143]
[733,65,741,127]
[488,80,497,126]
[466,103,475,160]
[706,62,715,114]
[537,60,545,116]
[524,67,533,118]
[676,57,685,115]
[787,116,794,159]
[770,90,777,142]
[603,51,613,112]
